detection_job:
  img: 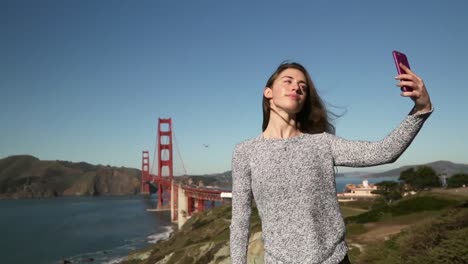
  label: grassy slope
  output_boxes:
[121,189,468,264]
[346,190,468,263]
[352,208,468,264]
[123,204,262,264]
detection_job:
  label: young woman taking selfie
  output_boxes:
[230,60,432,264]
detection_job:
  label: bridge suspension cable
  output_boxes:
[172,128,187,176]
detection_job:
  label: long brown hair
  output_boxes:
[262,62,336,134]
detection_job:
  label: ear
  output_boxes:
[264,87,273,99]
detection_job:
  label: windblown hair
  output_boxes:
[262,62,336,134]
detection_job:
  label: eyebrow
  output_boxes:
[282,76,307,84]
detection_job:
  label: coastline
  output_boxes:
[62,224,176,264]
[115,224,178,263]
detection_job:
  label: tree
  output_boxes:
[447,173,468,188]
[399,167,415,183]
[399,166,441,191]
[372,181,402,205]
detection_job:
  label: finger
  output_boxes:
[396,80,416,86]
[398,64,425,84]
[396,81,418,89]
[395,74,418,81]
[400,91,421,99]
[400,91,413,97]
[399,63,415,74]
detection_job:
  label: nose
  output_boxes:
[291,82,303,94]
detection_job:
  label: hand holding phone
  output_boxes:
[392,50,413,92]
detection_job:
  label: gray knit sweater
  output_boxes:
[230,109,432,264]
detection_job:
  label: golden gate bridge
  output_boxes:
[140,118,231,228]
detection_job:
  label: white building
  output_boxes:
[337,180,378,201]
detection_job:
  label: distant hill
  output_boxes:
[0,155,141,199]
[3,155,466,199]
[365,160,468,178]
[337,170,374,178]
[175,171,232,190]
[178,160,468,188]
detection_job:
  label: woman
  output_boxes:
[229,61,432,264]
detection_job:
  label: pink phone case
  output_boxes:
[392,50,413,92]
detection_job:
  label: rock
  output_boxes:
[155,252,174,264]
[93,168,140,195]
[121,250,152,263]
[208,243,230,264]
[247,231,265,263]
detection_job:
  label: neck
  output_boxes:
[263,108,301,139]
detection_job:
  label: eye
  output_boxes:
[284,79,292,84]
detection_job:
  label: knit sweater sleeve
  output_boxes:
[326,109,433,167]
[229,143,252,264]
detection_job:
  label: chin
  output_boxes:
[284,107,303,115]
[287,103,304,113]
[272,102,304,115]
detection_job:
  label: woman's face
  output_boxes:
[264,68,307,115]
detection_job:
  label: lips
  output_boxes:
[287,94,300,100]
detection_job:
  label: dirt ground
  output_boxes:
[347,223,410,255]
[356,223,410,243]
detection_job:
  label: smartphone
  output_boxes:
[392,50,413,92]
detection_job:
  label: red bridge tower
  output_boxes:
[140,151,150,194]
[156,118,174,208]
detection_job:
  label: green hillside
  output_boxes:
[0,155,141,199]
[121,189,468,264]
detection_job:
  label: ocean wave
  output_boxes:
[57,238,142,264]
[147,225,174,244]
[57,226,174,264]
[102,256,126,264]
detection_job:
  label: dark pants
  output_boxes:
[339,254,351,264]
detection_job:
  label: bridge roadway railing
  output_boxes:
[147,177,231,229]
[175,183,232,229]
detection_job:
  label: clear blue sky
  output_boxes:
[1,0,467,175]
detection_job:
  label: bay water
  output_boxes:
[0,176,397,264]
[0,195,173,264]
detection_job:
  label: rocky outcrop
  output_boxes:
[92,167,140,195]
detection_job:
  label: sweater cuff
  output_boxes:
[408,106,434,117]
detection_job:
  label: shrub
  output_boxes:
[345,206,388,224]
[390,196,458,216]
[346,195,458,224]
[447,173,468,188]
